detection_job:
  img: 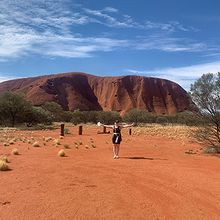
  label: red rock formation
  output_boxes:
[0,72,194,115]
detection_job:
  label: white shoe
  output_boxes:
[113,155,117,159]
[116,156,119,159]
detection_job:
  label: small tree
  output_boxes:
[26,107,53,125]
[82,111,99,123]
[71,109,85,124]
[123,109,156,124]
[175,111,203,126]
[0,92,32,127]
[190,73,220,151]
[42,102,64,121]
[97,111,121,124]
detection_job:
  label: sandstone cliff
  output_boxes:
[0,72,193,115]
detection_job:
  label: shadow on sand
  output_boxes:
[121,156,168,160]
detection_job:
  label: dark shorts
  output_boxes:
[112,134,122,144]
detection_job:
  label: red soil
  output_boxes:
[0,126,220,220]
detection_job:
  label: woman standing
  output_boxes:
[98,120,134,159]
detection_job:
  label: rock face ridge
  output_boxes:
[0,72,193,115]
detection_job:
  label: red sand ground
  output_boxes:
[0,126,220,220]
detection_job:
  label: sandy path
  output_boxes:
[0,126,220,220]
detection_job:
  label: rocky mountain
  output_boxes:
[0,72,194,115]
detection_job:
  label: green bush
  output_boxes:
[25,106,53,125]
[71,109,86,124]
[123,109,203,126]
[70,110,121,124]
[82,111,99,123]
[155,116,168,125]
[0,92,33,127]
[123,109,156,124]
[97,111,121,124]
[42,102,65,122]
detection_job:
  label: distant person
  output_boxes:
[97,120,134,159]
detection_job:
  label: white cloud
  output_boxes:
[0,0,213,61]
[0,0,129,59]
[38,35,128,58]
[134,36,208,52]
[83,8,193,32]
[126,61,220,90]
[0,75,15,83]
[103,7,118,13]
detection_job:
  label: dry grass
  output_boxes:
[132,124,195,140]
[91,144,96,148]
[85,144,89,149]
[44,137,52,142]
[58,149,65,157]
[54,139,61,145]
[12,148,19,155]
[9,140,15,145]
[64,144,70,149]
[0,160,10,171]
[0,156,9,163]
[32,142,41,147]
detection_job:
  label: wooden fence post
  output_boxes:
[60,123,65,136]
[79,125,83,135]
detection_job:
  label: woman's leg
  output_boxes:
[115,144,120,158]
[113,144,117,158]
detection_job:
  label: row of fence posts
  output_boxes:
[60,123,131,136]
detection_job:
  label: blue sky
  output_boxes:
[1,0,220,90]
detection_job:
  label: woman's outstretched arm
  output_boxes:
[121,123,135,128]
[97,122,114,128]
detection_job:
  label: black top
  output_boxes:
[113,126,121,134]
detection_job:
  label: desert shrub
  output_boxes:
[9,140,15,145]
[97,111,121,124]
[91,144,96,148]
[3,142,10,147]
[12,148,19,155]
[123,109,156,124]
[190,72,220,151]
[25,107,53,125]
[70,110,121,124]
[45,137,52,142]
[156,116,169,125]
[123,109,204,125]
[62,111,73,122]
[0,160,9,171]
[32,142,40,147]
[172,111,203,126]
[82,111,99,123]
[54,139,61,145]
[71,109,86,124]
[42,102,65,122]
[58,149,65,157]
[203,146,220,154]
[0,92,33,127]
[64,144,70,149]
[64,128,70,134]
[0,156,9,163]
